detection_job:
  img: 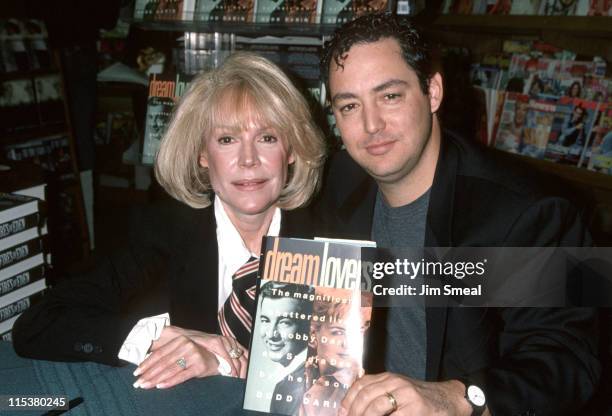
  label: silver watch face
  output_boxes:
[467,385,486,407]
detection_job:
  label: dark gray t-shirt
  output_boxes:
[371,188,430,380]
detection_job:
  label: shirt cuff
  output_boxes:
[118,313,170,365]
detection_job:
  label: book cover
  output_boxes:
[575,0,611,15]
[0,78,38,135]
[243,237,372,415]
[255,0,322,23]
[321,0,390,25]
[34,74,65,126]
[142,72,193,165]
[221,0,256,22]
[0,193,39,226]
[195,0,225,21]
[544,97,601,165]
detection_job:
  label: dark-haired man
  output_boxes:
[316,13,600,416]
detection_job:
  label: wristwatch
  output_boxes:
[458,378,487,416]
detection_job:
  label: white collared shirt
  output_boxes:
[215,196,281,310]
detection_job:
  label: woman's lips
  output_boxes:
[233,179,267,190]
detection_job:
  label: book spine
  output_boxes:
[0,291,44,324]
[0,212,39,240]
[0,263,44,297]
[0,238,42,271]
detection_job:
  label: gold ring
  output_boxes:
[176,357,187,369]
[385,392,398,413]
[229,348,243,359]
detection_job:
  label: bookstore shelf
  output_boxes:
[0,125,68,148]
[132,19,339,37]
[431,15,612,37]
[0,68,60,83]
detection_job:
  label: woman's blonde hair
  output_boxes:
[155,52,327,209]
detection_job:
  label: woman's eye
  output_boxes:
[260,135,278,143]
[218,136,235,144]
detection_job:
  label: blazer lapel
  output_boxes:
[424,132,459,380]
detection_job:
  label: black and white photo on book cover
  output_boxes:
[243,237,372,416]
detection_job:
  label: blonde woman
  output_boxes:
[13,52,327,390]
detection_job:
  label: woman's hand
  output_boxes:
[133,326,248,389]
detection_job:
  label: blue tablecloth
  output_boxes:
[0,341,251,416]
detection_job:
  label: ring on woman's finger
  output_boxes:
[176,357,187,370]
[229,348,243,359]
[385,392,398,414]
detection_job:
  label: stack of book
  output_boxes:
[0,18,52,74]
[0,192,47,341]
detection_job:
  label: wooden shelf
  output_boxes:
[431,15,612,37]
[0,125,68,147]
[0,68,60,82]
[493,149,612,192]
[132,19,338,37]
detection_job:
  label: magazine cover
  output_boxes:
[586,104,612,173]
[520,98,557,159]
[494,92,530,154]
[244,237,372,415]
[141,72,193,165]
[544,97,601,165]
[539,0,579,14]
[510,0,542,14]
[575,0,611,15]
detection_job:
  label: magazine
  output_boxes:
[586,104,612,174]
[243,236,373,415]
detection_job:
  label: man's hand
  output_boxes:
[133,326,248,389]
[339,373,481,416]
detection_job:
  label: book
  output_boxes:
[141,72,193,165]
[575,0,611,15]
[321,0,390,24]
[219,0,256,22]
[244,237,373,415]
[0,79,39,135]
[0,290,44,324]
[254,0,322,23]
[0,193,39,226]
[0,213,40,241]
[0,255,45,296]
[194,0,225,21]
[134,0,197,20]
[34,74,65,126]
[0,278,46,310]
[0,231,43,271]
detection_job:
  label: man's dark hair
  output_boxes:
[320,13,433,95]
[260,281,314,314]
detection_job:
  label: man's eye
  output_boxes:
[339,103,357,114]
[218,136,234,144]
[260,135,278,143]
[260,316,270,323]
[384,93,401,101]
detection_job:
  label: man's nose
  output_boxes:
[362,104,385,135]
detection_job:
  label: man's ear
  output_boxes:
[199,152,208,168]
[428,72,443,114]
